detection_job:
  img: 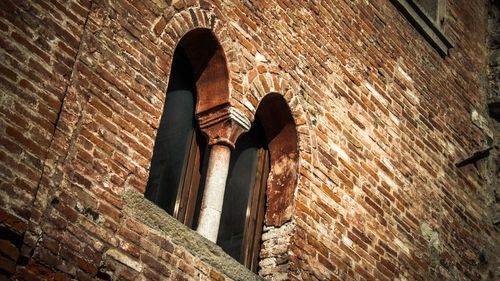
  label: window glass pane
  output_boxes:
[217,121,266,261]
[145,50,196,215]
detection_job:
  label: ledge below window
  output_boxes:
[123,188,263,281]
[390,0,454,57]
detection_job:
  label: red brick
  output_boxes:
[0,1,496,281]
[0,239,19,261]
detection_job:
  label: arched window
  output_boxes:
[144,47,208,228]
[218,94,298,273]
[218,117,269,272]
[145,28,231,230]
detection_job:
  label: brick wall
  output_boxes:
[0,0,91,277]
[1,0,498,280]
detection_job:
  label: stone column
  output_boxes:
[195,106,250,242]
[195,144,231,241]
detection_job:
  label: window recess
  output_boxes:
[144,47,208,228]
[217,119,269,272]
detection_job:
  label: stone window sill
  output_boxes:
[123,188,263,281]
[390,0,454,57]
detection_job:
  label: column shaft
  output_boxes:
[196,144,231,242]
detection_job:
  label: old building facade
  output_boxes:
[0,0,499,280]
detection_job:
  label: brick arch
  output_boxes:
[242,73,316,226]
[158,7,252,148]
[161,8,315,156]
[160,6,234,55]
[157,6,238,106]
[246,72,316,167]
[176,28,230,115]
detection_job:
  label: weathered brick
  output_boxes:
[1,0,499,281]
[0,239,19,261]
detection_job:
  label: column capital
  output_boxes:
[197,105,250,149]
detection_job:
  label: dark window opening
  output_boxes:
[145,47,208,228]
[217,118,269,272]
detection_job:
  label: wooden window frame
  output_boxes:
[241,148,269,272]
[173,128,207,228]
[390,0,453,56]
[144,46,208,230]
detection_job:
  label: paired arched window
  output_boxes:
[144,29,298,273]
